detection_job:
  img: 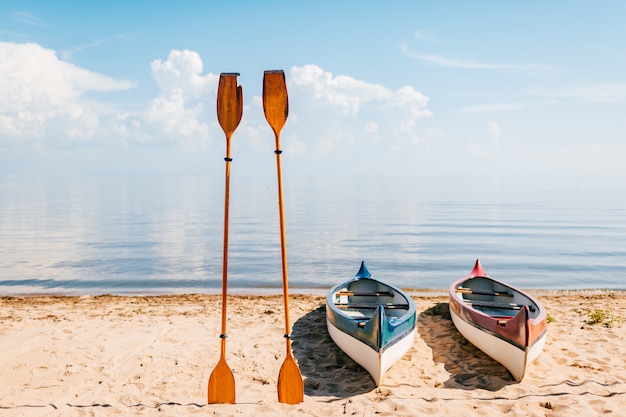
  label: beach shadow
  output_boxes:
[291,305,376,397]
[418,302,517,391]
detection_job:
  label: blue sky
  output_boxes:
[1,1,625,176]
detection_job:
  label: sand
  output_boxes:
[1,291,625,416]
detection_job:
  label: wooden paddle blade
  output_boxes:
[277,352,303,404]
[262,70,289,136]
[217,73,243,137]
[208,356,236,404]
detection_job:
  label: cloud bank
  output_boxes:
[0,41,134,146]
[0,42,433,174]
[4,41,621,176]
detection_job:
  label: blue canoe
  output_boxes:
[325,261,417,385]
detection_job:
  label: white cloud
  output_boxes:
[537,84,626,103]
[60,34,131,61]
[456,102,525,113]
[137,50,219,146]
[414,30,434,41]
[469,122,501,159]
[541,141,626,175]
[487,121,501,148]
[0,41,134,145]
[151,50,216,103]
[0,43,434,174]
[11,11,45,28]
[288,65,432,155]
[401,44,552,71]
[81,50,219,152]
[285,134,307,157]
[290,64,390,116]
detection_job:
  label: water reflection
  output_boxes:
[0,174,625,294]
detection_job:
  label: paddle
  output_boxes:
[262,70,304,404]
[208,73,243,405]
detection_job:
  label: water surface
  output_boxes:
[1,174,624,295]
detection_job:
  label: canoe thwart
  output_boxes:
[337,291,394,297]
[456,287,513,297]
[334,303,409,310]
[464,299,536,312]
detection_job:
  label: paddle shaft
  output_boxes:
[272,115,297,369]
[274,148,292,335]
[220,136,232,343]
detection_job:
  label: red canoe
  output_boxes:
[448,259,547,381]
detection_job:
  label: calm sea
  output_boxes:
[1,174,625,295]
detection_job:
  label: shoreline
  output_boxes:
[1,292,625,416]
[3,287,626,299]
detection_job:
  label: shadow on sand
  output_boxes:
[291,305,376,397]
[418,302,518,391]
[291,301,517,397]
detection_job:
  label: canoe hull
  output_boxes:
[325,261,416,386]
[450,304,547,381]
[326,317,416,386]
[448,259,547,381]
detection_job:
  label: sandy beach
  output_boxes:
[1,291,625,416]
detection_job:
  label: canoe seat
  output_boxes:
[456,287,513,297]
[336,291,394,297]
[335,303,409,310]
[465,299,536,313]
[342,310,369,319]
